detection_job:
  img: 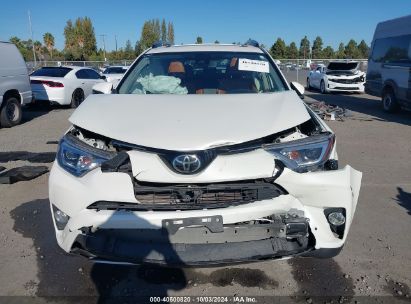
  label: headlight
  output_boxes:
[57,134,112,177]
[263,134,335,172]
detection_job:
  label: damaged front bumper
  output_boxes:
[71,213,314,266]
[327,79,365,92]
[49,148,362,266]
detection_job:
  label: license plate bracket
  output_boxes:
[162,215,223,235]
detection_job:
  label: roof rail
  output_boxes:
[152,40,171,48]
[243,39,260,47]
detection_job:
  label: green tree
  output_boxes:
[135,19,161,55]
[196,36,203,44]
[161,18,167,42]
[9,36,34,61]
[9,36,22,48]
[345,39,361,58]
[358,40,370,58]
[270,38,287,59]
[299,36,310,59]
[321,46,334,59]
[167,22,175,44]
[311,36,323,59]
[64,17,97,60]
[154,19,161,40]
[335,42,345,59]
[214,40,220,44]
[124,40,134,59]
[33,40,42,60]
[43,32,55,59]
[286,42,298,59]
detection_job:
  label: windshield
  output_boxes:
[31,67,72,77]
[117,52,287,94]
[103,67,127,74]
[327,62,358,70]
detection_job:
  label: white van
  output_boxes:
[365,15,411,112]
[0,41,32,127]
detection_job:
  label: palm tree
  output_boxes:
[33,41,42,60]
[43,33,55,59]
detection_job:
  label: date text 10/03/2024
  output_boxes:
[149,296,258,303]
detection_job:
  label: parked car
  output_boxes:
[307,61,365,94]
[49,42,362,266]
[30,66,106,108]
[102,66,129,83]
[365,15,411,112]
[0,41,32,127]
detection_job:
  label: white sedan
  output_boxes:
[102,66,129,83]
[307,61,365,94]
[30,66,106,108]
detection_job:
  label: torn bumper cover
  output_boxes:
[72,214,312,266]
[49,146,362,265]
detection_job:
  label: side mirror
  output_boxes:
[290,81,305,99]
[92,82,113,94]
[100,75,107,80]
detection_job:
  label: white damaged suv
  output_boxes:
[49,42,362,266]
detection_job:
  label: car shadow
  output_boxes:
[305,91,411,127]
[394,187,411,216]
[10,199,187,303]
[20,103,66,125]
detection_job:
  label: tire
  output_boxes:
[320,80,327,94]
[382,89,399,113]
[306,78,311,90]
[70,89,85,108]
[0,96,22,128]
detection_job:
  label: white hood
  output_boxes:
[69,91,310,151]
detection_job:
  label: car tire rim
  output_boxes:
[383,95,391,109]
[6,102,18,122]
[74,90,84,105]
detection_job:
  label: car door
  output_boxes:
[75,69,101,98]
[85,69,105,93]
[74,69,92,96]
[311,67,322,88]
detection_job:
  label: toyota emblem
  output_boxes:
[172,154,202,174]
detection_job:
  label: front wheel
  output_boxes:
[382,89,399,112]
[70,89,85,108]
[320,80,327,94]
[0,96,22,127]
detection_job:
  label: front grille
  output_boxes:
[334,86,360,90]
[330,77,363,84]
[88,180,285,211]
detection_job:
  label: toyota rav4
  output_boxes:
[49,41,362,266]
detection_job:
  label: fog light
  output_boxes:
[327,212,345,226]
[52,205,69,230]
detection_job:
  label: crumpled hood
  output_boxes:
[69,91,310,151]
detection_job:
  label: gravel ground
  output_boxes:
[0,87,410,303]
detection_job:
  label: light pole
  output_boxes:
[100,34,107,61]
[28,10,37,67]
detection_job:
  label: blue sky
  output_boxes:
[0,0,410,51]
